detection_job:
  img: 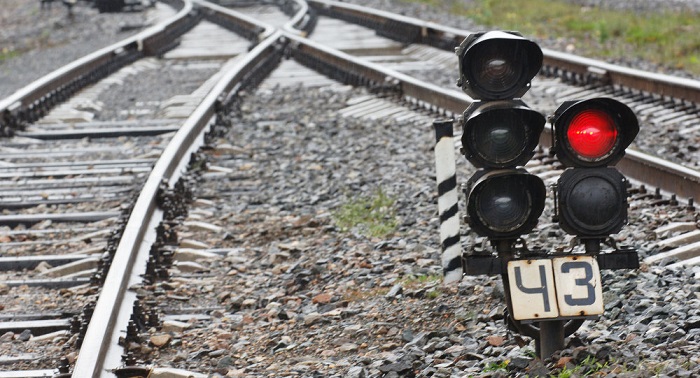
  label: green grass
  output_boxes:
[333,188,398,238]
[401,0,700,74]
[483,359,509,373]
[553,356,611,377]
[0,48,20,62]
[478,355,613,377]
[400,273,441,286]
[399,274,442,299]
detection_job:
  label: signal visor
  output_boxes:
[461,100,545,169]
[456,31,543,100]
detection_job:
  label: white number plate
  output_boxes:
[507,256,604,321]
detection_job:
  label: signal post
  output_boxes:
[435,31,640,359]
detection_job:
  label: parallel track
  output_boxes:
[305,0,700,202]
[1,0,699,376]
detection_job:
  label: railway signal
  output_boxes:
[551,98,639,238]
[433,31,641,360]
[456,31,546,242]
[456,31,543,100]
[454,31,559,356]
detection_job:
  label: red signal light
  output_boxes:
[553,98,638,238]
[567,109,618,160]
[552,98,638,168]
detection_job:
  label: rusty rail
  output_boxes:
[307,0,700,105]
[71,26,286,378]
[5,0,700,373]
[306,0,700,202]
[0,0,197,135]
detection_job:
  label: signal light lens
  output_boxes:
[567,109,618,160]
[476,179,532,232]
[466,170,546,239]
[471,51,524,98]
[557,168,628,237]
[461,101,545,169]
[457,31,543,100]
[553,98,639,168]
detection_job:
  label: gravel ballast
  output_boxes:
[0,1,699,377]
[123,82,700,377]
[0,1,159,99]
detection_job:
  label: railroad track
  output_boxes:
[0,0,699,376]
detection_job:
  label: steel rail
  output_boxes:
[307,0,700,104]
[192,0,275,41]
[3,0,695,373]
[286,34,472,115]
[0,0,195,133]
[71,26,285,378]
[283,0,311,35]
[304,0,700,201]
[540,50,700,104]
[0,5,279,373]
[308,0,463,45]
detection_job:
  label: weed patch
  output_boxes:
[333,188,397,238]
[401,0,700,73]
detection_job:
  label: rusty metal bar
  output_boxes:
[308,0,700,105]
[71,25,286,378]
[0,0,194,132]
[539,128,700,201]
[286,32,472,115]
[619,149,700,201]
[542,49,700,104]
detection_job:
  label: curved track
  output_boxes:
[0,0,699,376]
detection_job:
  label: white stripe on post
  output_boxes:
[433,119,463,284]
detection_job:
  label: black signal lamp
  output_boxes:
[465,169,546,240]
[456,31,543,100]
[557,168,628,237]
[458,31,546,242]
[552,98,639,168]
[553,98,638,238]
[461,100,545,169]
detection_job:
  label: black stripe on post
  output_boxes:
[441,234,461,251]
[433,118,463,284]
[439,203,459,224]
[443,255,463,275]
[434,118,456,142]
[437,176,457,196]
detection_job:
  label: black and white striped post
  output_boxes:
[433,119,462,284]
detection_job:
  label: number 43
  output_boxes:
[506,256,604,321]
